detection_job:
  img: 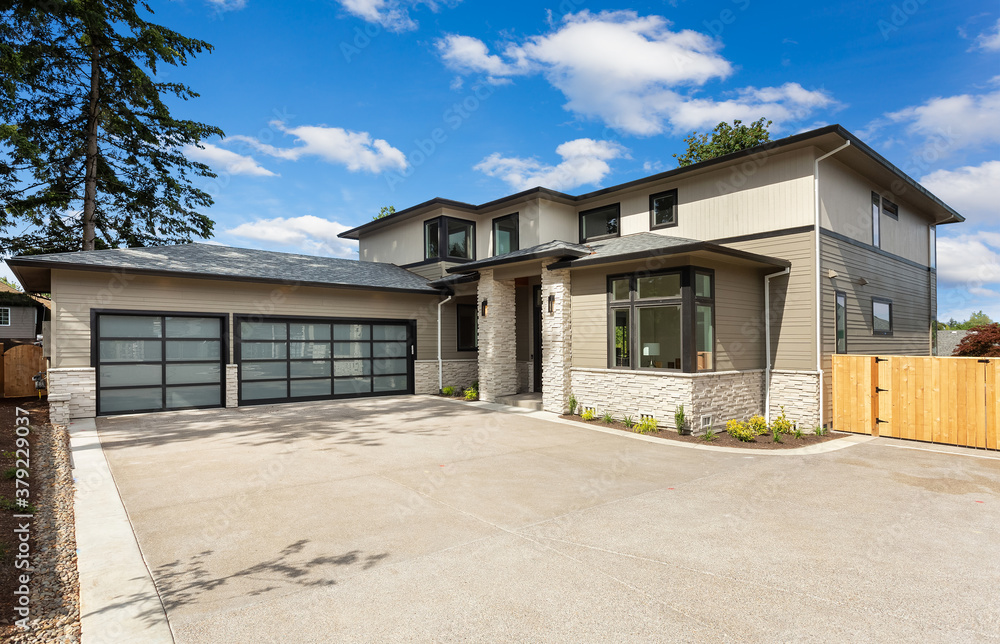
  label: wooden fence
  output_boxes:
[1,344,47,398]
[832,355,998,450]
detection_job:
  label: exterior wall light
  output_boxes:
[548,294,555,314]
[481,300,488,317]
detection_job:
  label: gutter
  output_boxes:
[764,266,791,423]
[437,295,453,392]
[814,141,851,427]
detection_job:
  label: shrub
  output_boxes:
[771,406,794,435]
[792,428,804,439]
[463,385,478,401]
[637,416,658,434]
[814,425,828,437]
[726,419,756,442]
[674,404,687,435]
[0,496,35,513]
[441,386,455,396]
[2,467,17,480]
[568,394,578,415]
[601,412,615,424]
[581,408,596,421]
[702,427,716,442]
[747,415,769,436]
[622,414,636,429]
[771,428,783,443]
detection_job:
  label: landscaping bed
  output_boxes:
[0,397,80,643]
[559,413,844,450]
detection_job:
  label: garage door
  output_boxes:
[236,317,414,405]
[95,313,226,415]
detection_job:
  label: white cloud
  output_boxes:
[936,233,1000,322]
[474,138,627,192]
[205,0,247,11]
[437,11,837,135]
[972,18,1000,51]
[921,160,1000,227]
[226,215,359,258]
[876,88,1000,155]
[183,142,276,177]
[337,0,446,32]
[230,122,407,173]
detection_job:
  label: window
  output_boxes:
[881,198,898,220]
[457,304,478,351]
[872,298,892,336]
[608,268,715,372]
[649,189,678,230]
[835,291,847,354]
[871,192,881,248]
[580,203,620,242]
[0,308,9,326]
[492,213,519,256]
[929,225,936,269]
[424,216,476,261]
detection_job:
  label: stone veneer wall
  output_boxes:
[541,261,572,414]
[414,359,479,395]
[477,270,518,402]
[47,368,97,422]
[570,368,765,433]
[768,370,820,428]
[226,364,239,408]
[516,361,534,393]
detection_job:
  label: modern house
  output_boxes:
[7,125,962,429]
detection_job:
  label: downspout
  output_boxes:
[814,141,851,427]
[764,266,791,423]
[437,295,453,392]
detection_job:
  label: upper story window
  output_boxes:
[424,216,476,261]
[929,225,937,269]
[579,203,620,243]
[649,189,678,230]
[881,198,898,220]
[871,192,881,248]
[872,297,893,336]
[492,213,519,256]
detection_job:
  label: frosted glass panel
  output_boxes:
[241,342,286,360]
[373,342,407,358]
[241,362,287,381]
[334,360,370,377]
[334,324,370,341]
[372,325,407,341]
[166,317,221,338]
[289,323,331,341]
[373,359,406,375]
[373,376,407,392]
[289,342,332,359]
[291,379,332,397]
[100,364,161,387]
[166,363,221,385]
[100,340,162,363]
[166,340,221,361]
[334,342,370,358]
[100,315,161,338]
[241,322,287,340]
[241,380,287,400]
[290,361,331,378]
[166,385,221,408]
[335,377,371,395]
[100,387,163,413]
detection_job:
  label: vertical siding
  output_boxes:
[50,270,445,368]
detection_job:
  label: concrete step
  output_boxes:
[496,393,543,411]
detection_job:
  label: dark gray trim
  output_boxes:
[579,203,621,243]
[872,296,894,336]
[708,225,815,245]
[649,189,678,231]
[548,240,791,270]
[882,197,899,220]
[835,290,848,354]
[423,215,477,262]
[819,228,930,271]
[492,212,519,256]
[446,241,589,273]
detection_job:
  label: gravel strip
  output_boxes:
[3,422,81,644]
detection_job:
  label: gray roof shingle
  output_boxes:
[445,240,591,273]
[548,232,791,269]
[7,243,442,294]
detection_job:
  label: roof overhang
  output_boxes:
[445,246,590,274]
[547,241,792,271]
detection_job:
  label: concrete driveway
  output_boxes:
[96,397,1000,643]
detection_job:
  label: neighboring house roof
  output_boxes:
[6,243,442,295]
[339,124,965,241]
[0,283,46,309]
[936,329,969,356]
[547,233,791,270]
[446,240,591,273]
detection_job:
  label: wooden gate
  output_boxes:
[3,344,46,398]
[832,355,999,450]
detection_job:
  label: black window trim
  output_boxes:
[579,203,621,243]
[872,296,893,336]
[649,188,679,231]
[881,196,899,220]
[605,266,715,373]
[456,302,478,352]
[491,212,519,257]
[835,290,848,354]
[424,215,477,262]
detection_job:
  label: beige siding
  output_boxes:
[819,234,933,422]
[440,295,478,360]
[726,231,816,370]
[360,207,446,265]
[571,267,608,368]
[50,270,445,367]
[819,157,933,266]
[537,201,579,244]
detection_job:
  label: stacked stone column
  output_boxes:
[541,261,572,414]
[477,269,517,402]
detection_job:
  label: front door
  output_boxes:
[533,286,543,392]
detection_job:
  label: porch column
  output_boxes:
[477,269,517,402]
[541,260,572,414]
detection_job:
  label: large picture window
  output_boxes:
[492,213,518,256]
[580,203,620,242]
[457,303,478,351]
[424,216,476,261]
[608,268,715,372]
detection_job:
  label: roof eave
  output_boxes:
[547,242,791,270]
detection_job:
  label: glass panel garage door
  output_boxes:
[237,318,413,404]
[96,313,226,415]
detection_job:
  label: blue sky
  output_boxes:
[5,0,1000,322]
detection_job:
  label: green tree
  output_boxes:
[0,0,223,254]
[372,205,395,220]
[957,310,993,330]
[673,118,772,167]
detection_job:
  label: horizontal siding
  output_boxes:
[51,270,445,367]
[0,306,38,340]
[571,267,607,368]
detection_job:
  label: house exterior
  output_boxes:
[0,283,47,344]
[8,125,962,429]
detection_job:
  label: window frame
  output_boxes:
[929,225,936,269]
[0,307,9,326]
[649,189,678,231]
[835,291,848,354]
[423,216,477,262]
[579,203,621,243]
[456,303,478,352]
[881,197,899,220]
[606,266,715,373]
[491,212,519,257]
[872,297,893,336]
[871,191,881,248]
